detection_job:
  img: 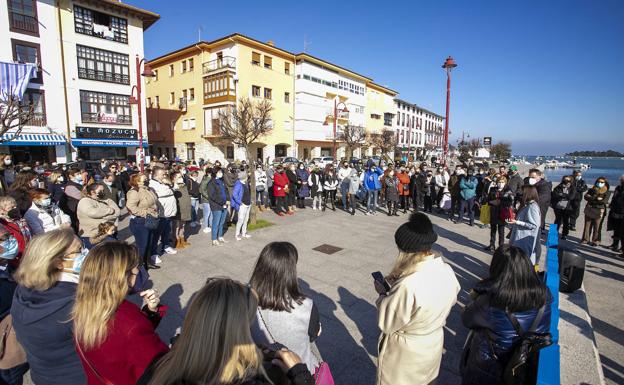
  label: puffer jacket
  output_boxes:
[585,185,611,209]
[459,176,478,200]
[362,168,383,191]
[149,179,177,218]
[77,197,120,237]
[461,281,552,385]
[396,172,411,196]
[126,186,158,218]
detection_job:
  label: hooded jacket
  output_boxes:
[362,167,383,191]
[11,280,86,385]
[149,179,178,218]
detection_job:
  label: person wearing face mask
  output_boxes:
[551,176,576,239]
[506,165,524,198]
[199,163,214,234]
[434,167,449,211]
[24,189,72,236]
[606,175,624,254]
[339,161,352,211]
[0,154,13,196]
[396,166,411,214]
[424,171,436,213]
[186,170,201,227]
[508,185,542,265]
[11,229,88,385]
[581,177,611,246]
[59,168,85,233]
[307,166,324,211]
[273,165,290,216]
[569,170,588,231]
[172,171,192,249]
[286,164,298,213]
[484,177,515,252]
[255,164,269,211]
[447,166,464,220]
[295,162,310,209]
[47,171,66,205]
[77,184,120,248]
[7,170,39,217]
[384,169,400,216]
[149,167,179,258]
[323,167,339,211]
[126,173,160,269]
[362,160,383,215]
[72,242,168,385]
[97,171,119,203]
[0,196,31,270]
[207,167,231,245]
[232,171,252,241]
[457,168,478,226]
[525,169,552,231]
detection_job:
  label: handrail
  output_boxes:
[537,223,560,384]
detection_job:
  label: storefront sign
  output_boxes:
[483,136,492,147]
[97,112,118,124]
[76,126,137,140]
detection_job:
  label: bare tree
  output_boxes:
[369,129,396,161]
[338,125,365,158]
[491,142,512,161]
[0,89,34,142]
[218,97,273,224]
[467,138,481,156]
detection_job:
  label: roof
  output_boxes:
[368,82,398,96]
[80,0,160,30]
[394,98,445,119]
[294,53,372,83]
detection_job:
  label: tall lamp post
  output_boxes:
[442,56,457,166]
[324,99,349,160]
[129,55,156,172]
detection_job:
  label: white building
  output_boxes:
[393,98,445,161]
[0,0,158,164]
[294,53,368,160]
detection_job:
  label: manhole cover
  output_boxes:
[312,244,343,255]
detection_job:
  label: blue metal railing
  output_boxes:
[536,224,560,384]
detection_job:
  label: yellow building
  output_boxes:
[365,82,398,156]
[146,34,295,162]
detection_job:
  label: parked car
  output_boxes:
[272,157,300,167]
[311,157,335,168]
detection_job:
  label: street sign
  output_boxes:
[483,137,492,147]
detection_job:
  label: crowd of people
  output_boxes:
[0,151,621,385]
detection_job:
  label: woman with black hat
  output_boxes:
[374,213,460,385]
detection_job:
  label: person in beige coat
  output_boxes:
[374,212,460,385]
[76,183,120,245]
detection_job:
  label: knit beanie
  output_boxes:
[394,212,438,252]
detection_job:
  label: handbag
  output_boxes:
[258,310,334,385]
[480,203,491,225]
[500,206,515,221]
[584,206,602,220]
[144,214,160,230]
[75,338,114,385]
[0,314,27,370]
[555,200,569,210]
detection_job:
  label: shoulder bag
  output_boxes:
[75,338,115,385]
[258,309,334,385]
[0,314,27,370]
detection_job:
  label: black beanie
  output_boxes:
[394,212,438,252]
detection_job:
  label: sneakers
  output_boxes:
[164,246,177,255]
[243,234,251,239]
[212,240,221,246]
[203,227,212,234]
[218,237,228,243]
[236,236,242,241]
[151,254,162,264]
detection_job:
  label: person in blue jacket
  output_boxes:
[460,245,552,385]
[231,171,252,241]
[361,160,383,215]
[457,167,478,226]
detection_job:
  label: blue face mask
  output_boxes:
[64,248,88,274]
[0,236,19,260]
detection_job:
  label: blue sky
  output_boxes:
[132,0,624,155]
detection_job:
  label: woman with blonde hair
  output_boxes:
[374,213,459,385]
[47,170,66,204]
[11,228,87,385]
[141,277,313,385]
[73,241,168,385]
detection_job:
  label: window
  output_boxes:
[226,145,234,159]
[189,88,195,101]
[22,89,45,126]
[284,92,290,103]
[76,45,129,84]
[80,90,131,125]
[74,6,128,44]
[186,142,195,160]
[147,97,152,107]
[169,92,175,104]
[181,60,187,73]
[264,56,272,69]
[182,89,188,101]
[189,118,196,130]
[169,64,174,77]
[252,52,261,65]
[264,88,272,99]
[188,58,194,71]
[155,96,159,108]
[285,62,290,75]
[154,69,158,81]
[170,119,176,131]
[11,39,42,83]
[252,85,261,97]
[182,119,189,130]
[8,0,38,35]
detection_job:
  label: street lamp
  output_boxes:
[129,55,156,172]
[323,99,349,160]
[442,56,457,166]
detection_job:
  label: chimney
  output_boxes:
[267,40,275,46]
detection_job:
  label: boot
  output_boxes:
[609,238,620,251]
[183,238,191,247]
[175,237,182,249]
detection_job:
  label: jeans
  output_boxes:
[236,204,251,236]
[212,209,227,240]
[152,216,173,254]
[459,197,476,225]
[130,216,156,263]
[202,202,212,229]
[190,197,199,222]
[0,363,29,385]
[367,189,379,213]
[256,189,268,206]
[340,181,349,209]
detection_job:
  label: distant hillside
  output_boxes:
[566,150,624,157]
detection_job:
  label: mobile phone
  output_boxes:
[372,271,391,292]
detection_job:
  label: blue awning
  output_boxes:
[1,132,66,146]
[71,138,148,148]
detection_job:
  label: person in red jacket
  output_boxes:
[273,165,291,216]
[72,241,169,385]
[0,195,31,269]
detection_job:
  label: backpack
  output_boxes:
[503,305,552,385]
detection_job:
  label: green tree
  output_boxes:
[490,142,512,161]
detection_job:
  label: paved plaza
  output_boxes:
[111,201,622,385]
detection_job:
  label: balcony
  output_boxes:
[78,68,130,85]
[179,97,187,112]
[202,56,236,75]
[9,12,38,35]
[25,112,46,126]
[81,112,132,125]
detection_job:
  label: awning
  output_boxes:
[1,132,66,146]
[71,139,148,148]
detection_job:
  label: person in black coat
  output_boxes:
[551,176,575,239]
[484,177,514,251]
[569,170,588,231]
[206,168,231,245]
[285,164,298,212]
[606,175,624,252]
[461,245,551,385]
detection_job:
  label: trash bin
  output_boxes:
[558,248,585,293]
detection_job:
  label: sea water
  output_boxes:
[522,156,624,185]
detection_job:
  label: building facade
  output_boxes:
[394,99,445,160]
[365,82,397,158]
[0,0,158,164]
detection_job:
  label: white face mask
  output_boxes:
[528,177,538,185]
[216,172,223,179]
[58,176,64,182]
[498,183,505,190]
[3,159,11,166]
[597,182,605,188]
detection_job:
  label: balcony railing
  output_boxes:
[9,12,38,35]
[25,112,46,126]
[203,56,236,75]
[78,68,130,85]
[81,112,132,125]
[75,25,127,44]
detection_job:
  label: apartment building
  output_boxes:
[364,82,397,157]
[394,99,445,160]
[0,0,158,163]
[146,34,296,163]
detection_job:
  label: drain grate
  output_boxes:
[312,244,343,255]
